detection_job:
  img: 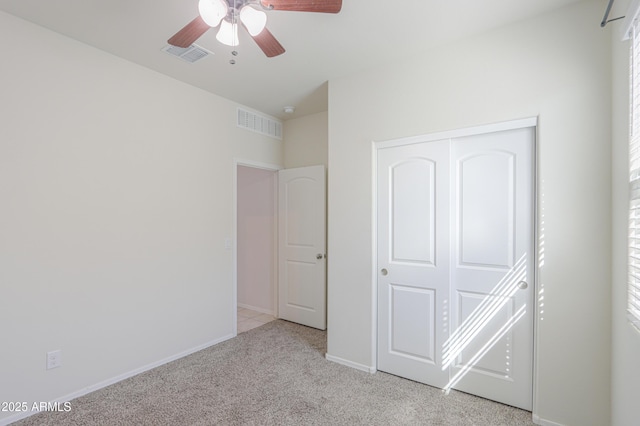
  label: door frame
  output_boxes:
[371,116,539,412]
[233,158,282,336]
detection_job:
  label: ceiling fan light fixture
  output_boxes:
[216,20,239,46]
[198,0,228,27]
[239,5,267,36]
[171,0,342,58]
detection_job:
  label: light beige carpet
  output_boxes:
[15,320,535,425]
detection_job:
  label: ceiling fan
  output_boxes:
[168,0,342,58]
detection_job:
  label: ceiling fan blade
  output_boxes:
[260,0,342,13]
[168,16,210,48]
[251,28,286,57]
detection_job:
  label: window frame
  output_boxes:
[628,14,640,329]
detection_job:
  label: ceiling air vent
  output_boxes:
[237,108,283,140]
[162,44,211,63]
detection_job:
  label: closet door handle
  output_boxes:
[380,268,388,276]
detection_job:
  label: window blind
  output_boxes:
[629,18,640,327]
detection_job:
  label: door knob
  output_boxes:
[517,281,528,290]
[381,268,388,276]
[316,253,324,260]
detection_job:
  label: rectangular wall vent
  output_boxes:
[162,44,211,63]
[237,108,283,140]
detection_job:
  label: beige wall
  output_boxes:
[0,11,282,424]
[327,1,611,425]
[283,111,328,169]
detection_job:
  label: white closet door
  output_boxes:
[376,125,535,411]
[448,128,534,410]
[376,139,450,388]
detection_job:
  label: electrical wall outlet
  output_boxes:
[46,350,62,370]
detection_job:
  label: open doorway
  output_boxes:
[235,162,279,333]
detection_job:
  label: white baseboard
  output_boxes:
[237,303,275,316]
[325,353,376,374]
[532,414,566,426]
[0,333,234,426]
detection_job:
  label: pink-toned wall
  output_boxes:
[237,166,276,314]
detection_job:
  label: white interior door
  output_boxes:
[278,165,326,330]
[447,128,534,410]
[377,139,450,388]
[377,125,535,410]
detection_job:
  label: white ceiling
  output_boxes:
[0,0,586,120]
